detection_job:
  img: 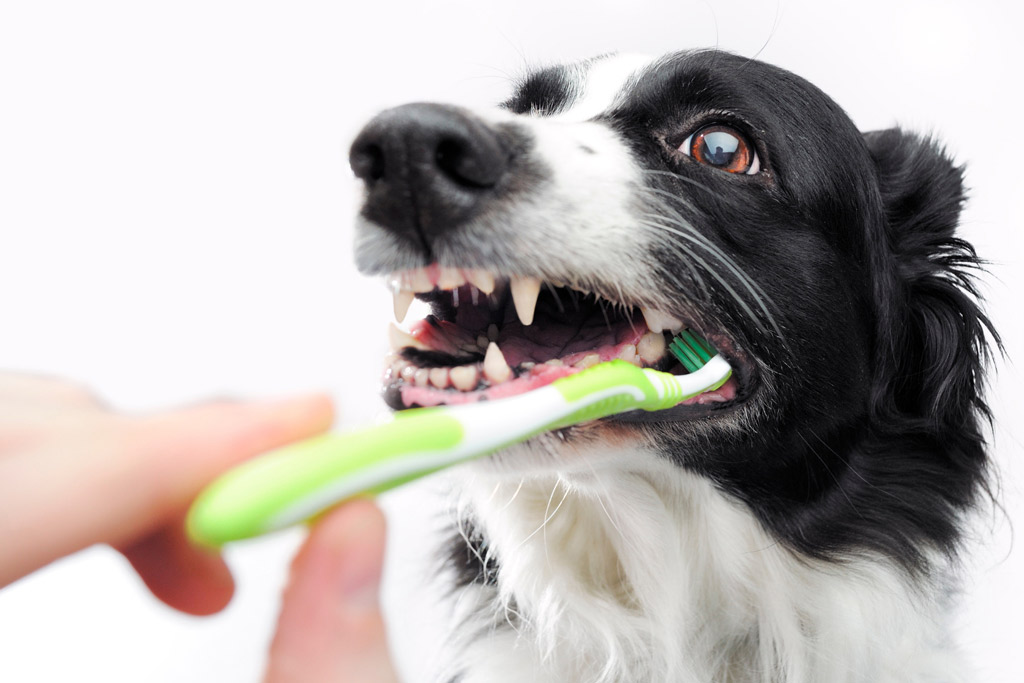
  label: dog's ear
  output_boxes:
[863,128,996,431]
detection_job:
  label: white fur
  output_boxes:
[442,443,966,683]
[548,54,655,123]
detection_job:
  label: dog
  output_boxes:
[348,50,996,683]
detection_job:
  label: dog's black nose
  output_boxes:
[349,103,509,253]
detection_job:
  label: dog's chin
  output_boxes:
[378,264,759,435]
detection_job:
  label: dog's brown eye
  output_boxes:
[680,125,760,175]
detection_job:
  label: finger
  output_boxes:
[117,514,235,616]
[264,500,399,683]
[1,393,334,587]
[105,392,336,547]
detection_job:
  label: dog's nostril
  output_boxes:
[350,142,386,183]
[435,138,462,174]
[435,137,498,189]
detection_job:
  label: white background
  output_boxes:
[1,1,1021,681]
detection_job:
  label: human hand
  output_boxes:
[0,373,401,682]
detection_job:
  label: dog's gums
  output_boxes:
[381,264,740,409]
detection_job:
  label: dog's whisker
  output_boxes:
[639,168,719,196]
[483,480,503,504]
[636,216,769,329]
[500,478,526,511]
[636,208,784,338]
[582,461,627,542]
[516,480,571,551]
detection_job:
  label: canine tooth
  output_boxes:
[487,323,499,342]
[575,353,601,369]
[438,267,465,290]
[450,365,479,391]
[408,267,433,293]
[393,289,415,322]
[465,269,495,294]
[637,331,666,364]
[388,322,429,351]
[483,342,512,383]
[400,365,417,382]
[429,368,450,389]
[640,307,683,334]
[413,369,430,387]
[510,276,541,326]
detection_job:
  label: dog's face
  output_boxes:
[350,51,991,571]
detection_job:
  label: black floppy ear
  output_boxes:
[863,128,996,431]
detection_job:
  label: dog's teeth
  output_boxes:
[413,369,430,387]
[438,267,465,291]
[450,365,479,391]
[545,358,565,367]
[640,307,683,334]
[388,322,429,351]
[510,276,541,326]
[617,343,640,366]
[637,331,666,364]
[483,342,512,383]
[465,269,496,295]
[392,289,415,322]
[429,367,450,389]
[400,365,417,382]
[408,267,433,293]
[574,353,601,370]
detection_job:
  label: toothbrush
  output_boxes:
[186,331,730,548]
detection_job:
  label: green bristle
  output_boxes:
[668,330,717,373]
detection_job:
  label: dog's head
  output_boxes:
[349,51,995,571]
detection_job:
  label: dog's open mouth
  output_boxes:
[381,264,746,416]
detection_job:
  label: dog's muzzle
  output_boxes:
[349,103,509,255]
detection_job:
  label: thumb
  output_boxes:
[264,500,400,683]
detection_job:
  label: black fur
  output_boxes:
[568,51,999,575]
[502,63,578,116]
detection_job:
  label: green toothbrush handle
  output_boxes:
[186,358,730,547]
[186,406,465,547]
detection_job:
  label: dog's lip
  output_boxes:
[610,338,757,423]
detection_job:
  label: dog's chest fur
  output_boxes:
[443,451,965,683]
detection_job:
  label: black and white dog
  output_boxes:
[349,51,996,683]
